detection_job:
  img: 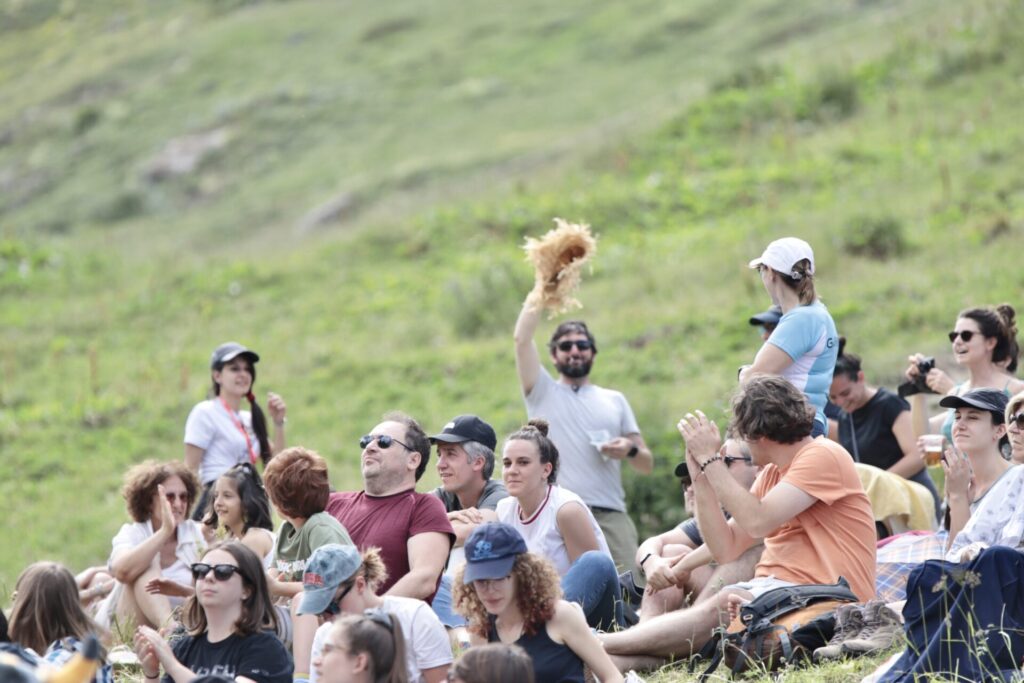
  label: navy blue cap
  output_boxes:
[463,523,528,584]
[749,305,783,327]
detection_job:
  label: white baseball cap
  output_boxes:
[748,237,815,279]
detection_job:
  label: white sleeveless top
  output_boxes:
[496,484,611,576]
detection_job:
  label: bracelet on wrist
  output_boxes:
[698,455,723,472]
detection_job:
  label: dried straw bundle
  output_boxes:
[523,218,597,316]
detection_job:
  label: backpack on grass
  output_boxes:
[693,578,858,680]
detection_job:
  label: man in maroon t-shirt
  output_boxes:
[326,411,454,602]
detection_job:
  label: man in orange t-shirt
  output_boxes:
[600,376,876,672]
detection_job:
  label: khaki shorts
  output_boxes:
[590,507,640,574]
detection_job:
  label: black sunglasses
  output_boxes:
[724,455,753,466]
[1009,412,1024,431]
[948,330,977,343]
[359,434,413,451]
[556,339,593,352]
[323,582,355,616]
[191,563,242,582]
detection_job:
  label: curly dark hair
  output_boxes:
[731,376,815,444]
[262,446,330,519]
[452,552,561,639]
[122,460,199,523]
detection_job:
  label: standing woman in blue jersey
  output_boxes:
[740,237,839,438]
[185,342,288,522]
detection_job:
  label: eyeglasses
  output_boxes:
[164,492,190,503]
[190,563,241,582]
[556,339,593,352]
[724,456,753,466]
[359,434,413,451]
[471,576,511,591]
[363,608,395,632]
[948,330,977,343]
[1009,412,1024,431]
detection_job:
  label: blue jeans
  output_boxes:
[561,551,623,630]
[430,574,467,628]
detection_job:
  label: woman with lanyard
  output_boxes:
[185,342,287,522]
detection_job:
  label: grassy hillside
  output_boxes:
[2,0,1023,638]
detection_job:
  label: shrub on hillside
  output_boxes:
[445,260,532,338]
[798,69,859,121]
[841,214,908,260]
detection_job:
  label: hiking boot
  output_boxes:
[812,603,866,662]
[841,601,902,656]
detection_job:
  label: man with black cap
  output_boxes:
[749,304,783,342]
[429,415,508,544]
[514,294,653,573]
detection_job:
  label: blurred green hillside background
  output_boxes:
[2,0,1023,600]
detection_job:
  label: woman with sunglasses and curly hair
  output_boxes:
[453,523,622,683]
[298,545,451,683]
[1006,390,1024,465]
[133,542,291,683]
[314,611,409,683]
[185,342,288,522]
[906,304,1023,446]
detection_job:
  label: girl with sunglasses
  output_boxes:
[313,611,409,683]
[8,562,113,683]
[906,304,1023,447]
[95,461,203,630]
[494,420,623,630]
[452,523,622,683]
[1006,391,1024,464]
[133,542,291,683]
[185,342,288,523]
[742,238,838,438]
[300,545,451,683]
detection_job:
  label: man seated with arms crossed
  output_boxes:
[600,376,876,672]
[636,433,762,621]
[327,412,454,603]
[427,414,508,630]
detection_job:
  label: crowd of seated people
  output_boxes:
[6,236,1024,683]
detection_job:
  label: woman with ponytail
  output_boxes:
[185,343,287,522]
[906,304,1024,447]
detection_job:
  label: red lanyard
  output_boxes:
[517,485,553,525]
[220,397,258,465]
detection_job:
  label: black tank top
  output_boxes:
[487,615,585,683]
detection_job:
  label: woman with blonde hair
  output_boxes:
[298,545,451,683]
[453,523,622,683]
[8,562,112,683]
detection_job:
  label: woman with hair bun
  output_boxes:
[494,420,622,630]
[185,342,288,522]
[741,237,839,438]
[452,523,622,683]
[906,304,1024,446]
[830,338,941,516]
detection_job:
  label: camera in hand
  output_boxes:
[897,357,937,397]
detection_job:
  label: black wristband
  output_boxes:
[627,445,639,459]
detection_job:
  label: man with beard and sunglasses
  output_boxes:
[326,413,455,605]
[514,296,653,574]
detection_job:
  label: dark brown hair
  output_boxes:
[450,643,535,683]
[832,337,862,381]
[122,460,199,523]
[731,376,815,444]
[203,463,274,533]
[548,320,598,354]
[505,419,559,484]
[959,304,1019,373]
[381,411,431,481]
[9,562,106,657]
[210,354,272,466]
[333,612,409,683]
[182,542,278,637]
[262,446,330,519]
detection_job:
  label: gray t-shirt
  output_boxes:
[431,479,508,512]
[524,369,640,511]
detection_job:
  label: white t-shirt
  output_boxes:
[496,484,611,576]
[309,596,452,683]
[184,399,261,485]
[524,369,640,511]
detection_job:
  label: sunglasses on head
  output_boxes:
[1009,412,1024,431]
[948,330,977,343]
[556,339,593,352]
[359,434,413,451]
[190,563,241,582]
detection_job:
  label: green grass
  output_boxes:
[3,6,1024,683]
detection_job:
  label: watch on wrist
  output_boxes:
[627,445,639,459]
